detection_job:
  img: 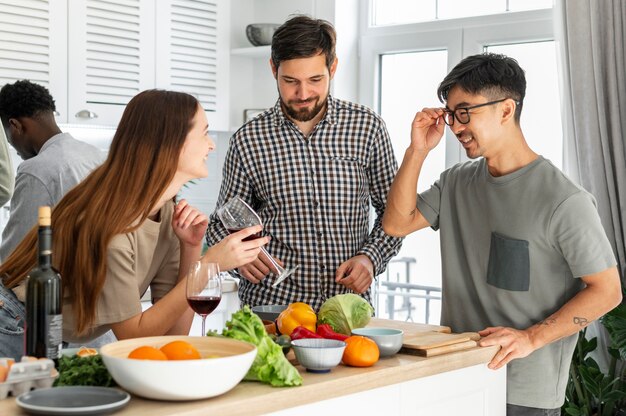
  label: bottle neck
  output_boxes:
[38,226,52,268]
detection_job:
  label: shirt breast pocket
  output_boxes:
[487,232,530,291]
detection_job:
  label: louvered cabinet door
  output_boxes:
[67,0,155,126]
[0,0,68,122]
[155,0,229,131]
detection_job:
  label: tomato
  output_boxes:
[342,336,379,367]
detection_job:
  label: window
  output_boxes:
[486,42,562,168]
[372,0,554,26]
[379,50,447,324]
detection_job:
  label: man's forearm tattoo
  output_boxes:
[573,316,589,327]
[538,318,556,326]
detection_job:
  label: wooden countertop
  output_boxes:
[0,320,499,415]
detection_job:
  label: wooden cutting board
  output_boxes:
[403,332,472,349]
[367,318,451,334]
[402,332,480,356]
[401,340,479,357]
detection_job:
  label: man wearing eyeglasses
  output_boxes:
[382,53,621,416]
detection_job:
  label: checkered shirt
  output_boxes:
[206,96,402,311]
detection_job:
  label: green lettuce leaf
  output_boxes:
[219,306,302,387]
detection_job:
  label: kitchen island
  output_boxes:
[0,320,505,416]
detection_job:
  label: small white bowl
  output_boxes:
[291,338,346,373]
[351,328,404,357]
[100,336,256,401]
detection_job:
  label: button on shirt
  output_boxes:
[207,96,402,310]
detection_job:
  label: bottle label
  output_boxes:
[47,314,62,359]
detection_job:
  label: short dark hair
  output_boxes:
[0,80,56,126]
[271,15,336,70]
[437,53,526,121]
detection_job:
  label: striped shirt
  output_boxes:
[207,96,402,310]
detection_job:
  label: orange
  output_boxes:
[159,340,201,360]
[128,346,168,360]
[342,336,379,367]
[0,364,8,382]
[76,347,98,357]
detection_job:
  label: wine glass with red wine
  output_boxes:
[216,197,299,287]
[186,261,222,336]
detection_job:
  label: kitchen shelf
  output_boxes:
[230,45,271,58]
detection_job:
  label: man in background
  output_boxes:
[0,121,13,206]
[207,16,402,310]
[0,80,103,260]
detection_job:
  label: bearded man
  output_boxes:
[207,15,402,309]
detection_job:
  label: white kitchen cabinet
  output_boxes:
[155,0,230,131]
[0,0,230,129]
[0,0,67,119]
[67,0,155,126]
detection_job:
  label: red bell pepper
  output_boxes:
[316,324,349,341]
[290,326,322,340]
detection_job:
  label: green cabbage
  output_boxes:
[318,294,374,335]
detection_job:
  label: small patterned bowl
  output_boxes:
[291,339,346,373]
[351,328,404,357]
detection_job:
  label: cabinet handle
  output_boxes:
[75,109,98,119]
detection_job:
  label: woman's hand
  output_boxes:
[172,199,208,248]
[204,225,269,271]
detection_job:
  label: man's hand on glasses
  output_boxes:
[409,108,446,155]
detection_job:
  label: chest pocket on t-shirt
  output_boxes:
[487,232,530,291]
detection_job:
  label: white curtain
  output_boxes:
[555,0,626,285]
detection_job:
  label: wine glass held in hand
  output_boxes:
[186,261,222,336]
[216,197,299,287]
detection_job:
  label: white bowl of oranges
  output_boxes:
[100,336,256,400]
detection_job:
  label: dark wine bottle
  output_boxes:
[25,206,62,361]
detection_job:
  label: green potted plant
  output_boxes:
[563,290,626,416]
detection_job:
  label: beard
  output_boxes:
[281,96,326,122]
[278,81,330,122]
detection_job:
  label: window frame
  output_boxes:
[358,6,555,167]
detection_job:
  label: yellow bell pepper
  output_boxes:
[277,302,317,336]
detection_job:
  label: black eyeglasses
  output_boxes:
[443,98,520,126]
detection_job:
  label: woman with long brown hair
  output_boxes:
[0,90,268,359]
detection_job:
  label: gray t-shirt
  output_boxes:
[0,132,104,261]
[418,156,616,409]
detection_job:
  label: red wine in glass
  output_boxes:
[187,296,221,316]
[226,228,262,242]
[186,261,221,336]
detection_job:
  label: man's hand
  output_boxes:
[238,251,284,284]
[478,326,537,370]
[335,255,374,294]
[410,108,446,154]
